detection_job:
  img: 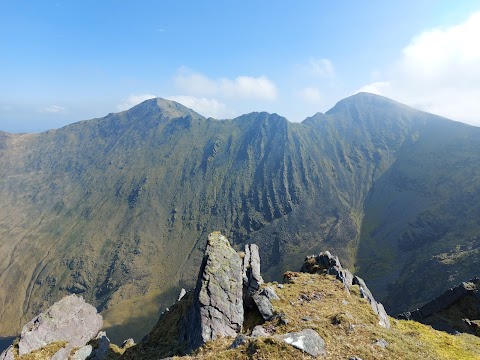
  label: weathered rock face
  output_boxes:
[181,232,244,350]
[0,294,102,359]
[398,277,480,336]
[301,251,390,329]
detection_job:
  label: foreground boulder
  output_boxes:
[301,251,390,329]
[122,232,244,359]
[180,231,244,350]
[0,294,102,359]
[398,277,480,336]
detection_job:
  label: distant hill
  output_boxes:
[0,93,479,342]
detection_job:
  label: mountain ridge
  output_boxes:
[0,93,478,343]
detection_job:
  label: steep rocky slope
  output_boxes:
[0,93,479,341]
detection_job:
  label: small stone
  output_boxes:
[229,334,249,349]
[278,314,289,326]
[301,317,313,321]
[177,288,186,302]
[122,338,135,349]
[251,325,269,337]
[374,338,388,349]
[252,292,275,320]
[349,357,363,360]
[277,284,284,289]
[275,329,326,357]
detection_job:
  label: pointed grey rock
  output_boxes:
[181,232,244,350]
[243,244,264,298]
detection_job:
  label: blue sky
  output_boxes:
[1,1,480,132]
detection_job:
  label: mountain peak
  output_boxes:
[326,92,409,116]
[126,97,205,120]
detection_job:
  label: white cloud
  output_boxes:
[219,76,277,100]
[174,68,218,97]
[297,87,324,104]
[117,93,156,111]
[297,58,335,78]
[41,105,65,113]
[357,12,480,126]
[174,68,278,101]
[166,95,235,119]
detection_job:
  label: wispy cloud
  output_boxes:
[174,67,278,101]
[358,11,480,126]
[40,105,65,113]
[296,58,335,79]
[117,93,156,111]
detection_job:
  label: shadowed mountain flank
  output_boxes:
[0,93,479,341]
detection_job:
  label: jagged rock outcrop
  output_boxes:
[242,244,264,296]
[0,295,102,359]
[301,251,354,290]
[398,277,480,335]
[180,232,244,350]
[301,251,390,329]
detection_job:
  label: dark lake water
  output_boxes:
[0,336,15,353]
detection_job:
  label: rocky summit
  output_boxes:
[3,231,478,359]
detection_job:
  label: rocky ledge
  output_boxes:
[398,277,480,336]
